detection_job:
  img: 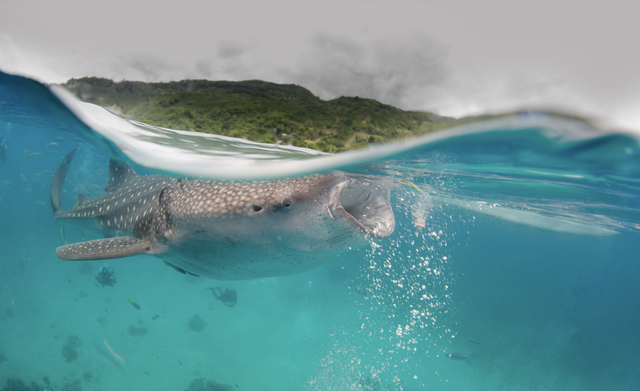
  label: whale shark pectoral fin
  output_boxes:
[56,237,154,260]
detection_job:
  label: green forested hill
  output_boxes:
[62,77,458,152]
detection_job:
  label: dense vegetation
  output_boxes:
[63,77,459,152]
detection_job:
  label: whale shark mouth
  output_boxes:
[329,177,395,238]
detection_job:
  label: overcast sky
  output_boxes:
[1,1,639,131]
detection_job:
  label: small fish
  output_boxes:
[24,152,41,159]
[466,337,483,346]
[47,142,58,147]
[152,314,160,320]
[21,174,28,184]
[446,352,475,362]
[352,286,369,298]
[53,136,66,142]
[127,298,141,310]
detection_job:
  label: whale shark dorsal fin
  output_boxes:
[74,194,88,208]
[105,159,140,192]
[56,237,153,260]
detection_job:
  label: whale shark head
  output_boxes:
[52,150,395,279]
[154,174,394,242]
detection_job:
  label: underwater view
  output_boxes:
[1,69,640,391]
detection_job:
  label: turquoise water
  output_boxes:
[1,70,640,390]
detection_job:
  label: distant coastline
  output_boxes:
[61,77,475,152]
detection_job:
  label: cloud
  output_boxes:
[438,70,569,115]
[110,54,178,82]
[194,60,213,79]
[0,32,20,70]
[285,32,448,110]
[0,31,68,82]
[217,40,258,60]
[281,30,639,131]
[106,54,223,83]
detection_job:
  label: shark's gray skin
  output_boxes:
[51,150,395,280]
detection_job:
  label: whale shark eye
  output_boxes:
[282,199,293,208]
[251,205,263,212]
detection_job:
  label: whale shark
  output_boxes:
[51,150,395,280]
